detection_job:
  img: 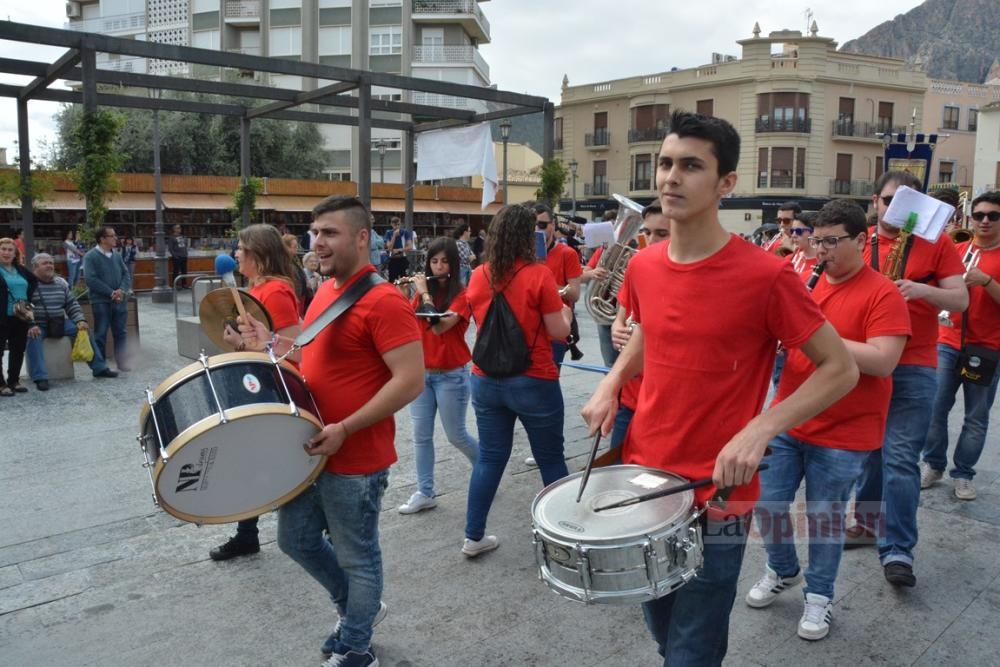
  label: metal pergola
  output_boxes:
[0,20,553,267]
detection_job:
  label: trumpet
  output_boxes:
[938,246,980,327]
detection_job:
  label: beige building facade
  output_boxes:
[973,101,1000,195]
[554,24,999,232]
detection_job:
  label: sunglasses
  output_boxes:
[808,234,855,249]
[971,211,1000,222]
[879,195,893,206]
[791,227,813,236]
[536,220,552,230]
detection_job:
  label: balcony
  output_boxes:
[755,117,811,133]
[585,182,609,197]
[631,178,652,191]
[759,175,805,190]
[66,12,145,35]
[412,1,491,44]
[832,120,905,141]
[224,0,261,23]
[412,45,489,82]
[628,127,668,144]
[584,129,610,148]
[830,179,875,197]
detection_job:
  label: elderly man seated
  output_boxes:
[26,253,118,391]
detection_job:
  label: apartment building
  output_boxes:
[554,23,1000,230]
[64,0,493,183]
[974,100,1000,195]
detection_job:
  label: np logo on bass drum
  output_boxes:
[558,520,585,533]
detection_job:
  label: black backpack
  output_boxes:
[472,268,537,378]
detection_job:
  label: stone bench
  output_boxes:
[176,315,223,360]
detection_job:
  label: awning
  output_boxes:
[160,194,235,210]
[371,198,449,214]
[0,191,157,210]
[442,201,501,216]
[108,193,157,211]
[260,195,322,212]
[0,191,83,210]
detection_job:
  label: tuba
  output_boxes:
[586,194,646,326]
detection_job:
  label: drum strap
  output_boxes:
[293,272,386,348]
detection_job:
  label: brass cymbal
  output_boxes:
[199,288,273,352]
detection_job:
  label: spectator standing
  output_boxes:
[167,224,189,289]
[384,217,414,281]
[120,236,138,285]
[25,253,118,390]
[0,238,36,394]
[452,221,475,285]
[12,230,26,264]
[64,229,84,288]
[302,251,322,294]
[83,226,132,372]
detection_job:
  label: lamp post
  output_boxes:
[569,158,578,218]
[150,89,171,303]
[375,139,387,183]
[500,118,512,204]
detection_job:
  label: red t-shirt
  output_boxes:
[411,289,472,370]
[776,266,911,450]
[939,242,1000,350]
[623,235,826,509]
[616,268,642,410]
[864,229,965,367]
[545,242,583,288]
[467,261,564,381]
[301,266,422,474]
[789,250,819,283]
[251,279,300,332]
[587,246,605,270]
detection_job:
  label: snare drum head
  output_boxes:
[532,465,694,543]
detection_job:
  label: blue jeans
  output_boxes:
[466,374,568,541]
[771,348,786,389]
[643,514,750,667]
[91,300,128,368]
[610,404,634,450]
[68,261,81,288]
[277,469,389,654]
[460,266,471,286]
[854,364,937,566]
[755,433,869,599]
[409,367,479,497]
[923,343,1000,480]
[26,319,108,379]
[597,323,619,368]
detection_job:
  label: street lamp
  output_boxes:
[568,158,578,218]
[500,118,512,204]
[150,88,171,303]
[375,139,387,183]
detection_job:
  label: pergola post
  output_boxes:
[150,101,172,303]
[240,116,251,225]
[357,76,372,208]
[16,98,33,264]
[80,44,97,230]
[404,129,414,232]
[542,102,555,162]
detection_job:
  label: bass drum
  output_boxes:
[138,352,324,524]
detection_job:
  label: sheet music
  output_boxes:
[883,185,954,243]
[583,221,615,248]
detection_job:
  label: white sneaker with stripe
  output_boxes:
[745,564,803,608]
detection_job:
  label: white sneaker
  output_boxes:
[954,478,977,500]
[746,564,803,608]
[462,535,499,557]
[920,462,944,489]
[524,456,537,466]
[398,492,437,515]
[798,593,833,640]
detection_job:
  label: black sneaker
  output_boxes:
[321,602,388,656]
[209,537,260,561]
[35,380,50,391]
[321,648,378,667]
[884,562,916,587]
[94,368,119,378]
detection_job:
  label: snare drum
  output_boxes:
[531,465,703,605]
[137,352,324,524]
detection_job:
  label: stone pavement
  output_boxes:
[2,294,1000,666]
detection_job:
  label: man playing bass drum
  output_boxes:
[582,111,857,666]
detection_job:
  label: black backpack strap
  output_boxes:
[293,272,385,348]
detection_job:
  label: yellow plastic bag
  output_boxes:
[72,330,94,363]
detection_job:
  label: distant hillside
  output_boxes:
[840,0,1000,83]
[490,113,544,154]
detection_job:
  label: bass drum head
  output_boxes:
[154,405,324,524]
[532,465,694,543]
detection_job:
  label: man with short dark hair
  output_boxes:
[921,191,1000,501]
[765,201,801,255]
[747,198,909,641]
[534,202,582,366]
[83,226,131,372]
[583,111,857,665]
[383,216,413,281]
[167,224,189,288]
[26,253,118,390]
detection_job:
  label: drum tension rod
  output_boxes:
[199,353,228,423]
[145,387,170,463]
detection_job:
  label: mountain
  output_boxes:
[490,113,544,154]
[840,0,1000,83]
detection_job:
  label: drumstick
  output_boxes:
[593,464,769,513]
[575,432,602,503]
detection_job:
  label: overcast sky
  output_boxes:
[0,0,925,164]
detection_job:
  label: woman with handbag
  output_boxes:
[461,205,573,557]
[0,238,38,395]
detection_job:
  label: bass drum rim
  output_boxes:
[152,402,326,524]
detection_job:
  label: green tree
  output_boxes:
[535,159,568,208]
[70,109,126,241]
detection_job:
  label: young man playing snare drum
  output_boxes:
[582,111,857,666]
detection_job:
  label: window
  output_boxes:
[758,147,768,188]
[796,148,806,189]
[838,97,855,122]
[696,99,714,117]
[191,29,219,50]
[756,92,810,132]
[318,26,351,55]
[591,112,609,145]
[369,26,401,55]
[629,104,668,142]
[878,102,894,132]
[554,117,563,150]
[943,106,960,130]
[757,147,804,189]
[939,161,954,184]
[834,153,852,194]
[269,27,302,57]
[875,156,884,181]
[593,160,608,196]
[771,147,794,188]
[969,108,978,132]
[632,154,652,191]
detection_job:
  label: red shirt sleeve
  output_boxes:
[587,246,603,269]
[766,262,826,348]
[864,281,912,340]
[365,290,423,355]
[617,269,632,313]
[564,245,583,280]
[537,268,564,315]
[254,280,300,331]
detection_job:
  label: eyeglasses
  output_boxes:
[808,234,855,249]
[879,195,893,206]
[971,210,1000,222]
[776,217,795,224]
[790,227,813,236]
[536,220,552,229]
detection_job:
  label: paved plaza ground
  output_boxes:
[2,293,1000,666]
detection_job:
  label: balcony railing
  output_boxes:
[759,175,805,190]
[412,46,489,81]
[830,179,875,197]
[412,1,490,38]
[631,178,651,191]
[755,117,811,133]
[832,120,905,139]
[628,127,668,143]
[585,130,610,147]
[66,12,145,34]
[585,182,609,196]
[224,0,261,19]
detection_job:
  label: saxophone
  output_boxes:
[585,194,646,326]
[882,213,918,281]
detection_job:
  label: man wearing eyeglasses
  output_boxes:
[533,202,582,366]
[747,199,910,641]
[847,171,968,588]
[788,213,819,279]
[764,201,800,256]
[921,191,1000,502]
